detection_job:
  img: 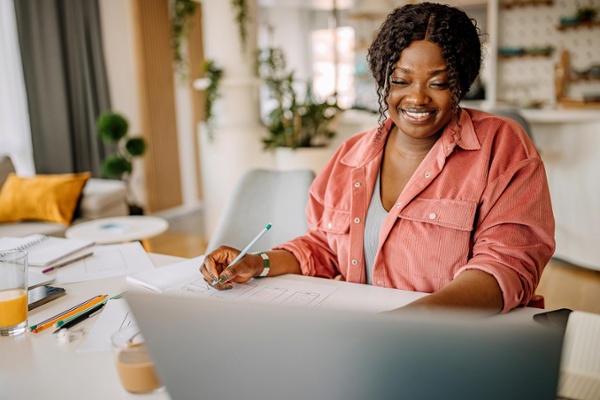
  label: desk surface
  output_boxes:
[0,253,546,400]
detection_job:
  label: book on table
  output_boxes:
[0,234,94,267]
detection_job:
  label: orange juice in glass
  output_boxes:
[0,250,28,336]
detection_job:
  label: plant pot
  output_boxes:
[274,147,334,175]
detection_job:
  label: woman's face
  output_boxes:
[386,40,454,141]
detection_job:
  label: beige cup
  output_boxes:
[111,326,164,394]
[0,250,28,336]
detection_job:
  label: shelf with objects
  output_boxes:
[557,20,600,31]
[554,49,600,110]
[500,0,553,10]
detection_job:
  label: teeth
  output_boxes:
[405,110,431,119]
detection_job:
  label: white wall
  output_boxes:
[98,0,200,213]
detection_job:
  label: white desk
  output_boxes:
[0,254,553,400]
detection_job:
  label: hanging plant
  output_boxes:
[171,0,198,78]
[195,59,224,140]
[230,0,249,52]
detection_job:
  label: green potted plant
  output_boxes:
[256,47,341,151]
[96,111,147,215]
[194,59,224,140]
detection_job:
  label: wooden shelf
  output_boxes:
[571,76,600,83]
[557,20,600,31]
[501,0,553,9]
[499,51,554,59]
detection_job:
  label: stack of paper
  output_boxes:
[0,234,94,267]
[558,311,600,400]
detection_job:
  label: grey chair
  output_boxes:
[205,168,316,254]
[488,108,534,144]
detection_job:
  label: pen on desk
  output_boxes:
[52,291,127,332]
[42,251,94,273]
[212,223,272,286]
[52,302,106,333]
[31,295,107,333]
[29,294,104,331]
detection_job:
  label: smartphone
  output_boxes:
[533,308,573,331]
[28,285,66,311]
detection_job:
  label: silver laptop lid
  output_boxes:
[127,293,564,400]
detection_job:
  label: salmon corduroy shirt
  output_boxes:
[275,108,555,312]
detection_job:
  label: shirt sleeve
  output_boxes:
[456,156,556,312]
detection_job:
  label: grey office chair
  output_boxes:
[205,168,316,254]
[488,108,534,144]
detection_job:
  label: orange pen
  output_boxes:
[31,295,107,334]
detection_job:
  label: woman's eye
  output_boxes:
[431,82,450,89]
[391,79,408,86]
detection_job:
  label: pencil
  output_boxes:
[41,251,93,273]
[29,294,104,331]
[52,291,127,330]
[212,223,272,285]
[31,295,107,333]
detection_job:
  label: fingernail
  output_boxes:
[225,285,234,290]
[210,275,218,283]
[218,275,227,284]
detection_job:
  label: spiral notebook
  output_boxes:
[0,234,94,267]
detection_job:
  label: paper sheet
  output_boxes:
[77,299,137,353]
[558,311,600,400]
[81,277,338,352]
[127,256,339,307]
[127,255,205,292]
[56,242,155,284]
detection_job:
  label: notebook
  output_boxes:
[127,293,565,400]
[28,270,55,290]
[0,234,94,267]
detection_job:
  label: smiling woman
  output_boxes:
[202,2,555,317]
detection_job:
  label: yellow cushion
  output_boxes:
[0,172,91,225]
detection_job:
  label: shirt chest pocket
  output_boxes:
[319,207,351,234]
[399,198,476,231]
[391,198,477,281]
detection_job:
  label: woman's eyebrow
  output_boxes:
[393,67,448,76]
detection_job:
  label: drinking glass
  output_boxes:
[111,326,164,394]
[0,250,28,336]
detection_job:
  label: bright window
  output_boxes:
[311,26,355,109]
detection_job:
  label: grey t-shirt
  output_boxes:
[363,170,388,284]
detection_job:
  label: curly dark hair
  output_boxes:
[367,2,482,128]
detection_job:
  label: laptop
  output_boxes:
[126,293,564,400]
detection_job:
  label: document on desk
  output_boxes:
[127,256,339,308]
[78,299,137,353]
[558,311,600,400]
[56,242,154,284]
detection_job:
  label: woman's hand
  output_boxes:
[200,246,263,290]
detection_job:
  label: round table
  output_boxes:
[65,216,169,251]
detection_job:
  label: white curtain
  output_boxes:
[0,0,35,176]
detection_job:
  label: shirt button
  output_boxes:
[377,281,383,285]
[429,213,437,220]
[328,222,332,229]
[351,259,358,265]
[354,217,360,224]
[354,182,361,188]
[447,145,452,150]
[396,203,401,208]
[425,172,431,178]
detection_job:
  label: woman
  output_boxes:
[201,2,555,314]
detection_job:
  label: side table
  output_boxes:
[66,215,169,251]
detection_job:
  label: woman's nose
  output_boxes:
[405,83,430,104]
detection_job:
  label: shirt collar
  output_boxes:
[341,109,481,168]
